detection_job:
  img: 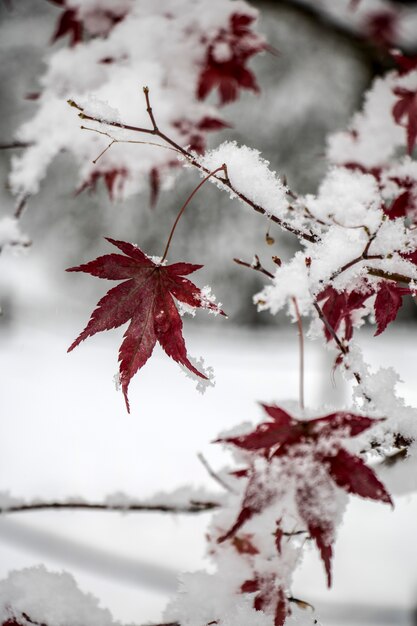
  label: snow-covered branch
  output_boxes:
[0,489,222,516]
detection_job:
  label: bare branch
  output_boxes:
[0,499,221,515]
[197,453,237,494]
[68,95,319,244]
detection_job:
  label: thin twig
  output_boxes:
[68,95,319,244]
[14,195,28,219]
[233,256,274,279]
[81,125,183,162]
[197,453,237,494]
[313,302,348,359]
[161,165,226,262]
[143,86,159,131]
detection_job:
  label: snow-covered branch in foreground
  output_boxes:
[0,487,222,515]
[9,0,265,203]
[0,566,116,626]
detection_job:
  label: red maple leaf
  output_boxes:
[374,281,412,336]
[217,405,391,585]
[67,238,225,411]
[197,12,265,105]
[392,87,417,155]
[51,7,83,46]
[317,286,374,342]
[50,1,128,45]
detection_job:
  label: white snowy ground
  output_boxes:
[1,256,417,626]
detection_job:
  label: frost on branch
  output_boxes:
[201,141,289,219]
[0,566,115,626]
[9,0,265,201]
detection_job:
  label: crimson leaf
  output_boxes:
[374,281,411,336]
[67,238,224,411]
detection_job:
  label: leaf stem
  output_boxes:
[197,452,237,494]
[161,165,227,263]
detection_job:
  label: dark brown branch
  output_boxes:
[367,267,414,284]
[0,500,221,515]
[313,301,349,359]
[69,97,318,244]
[233,255,275,279]
[329,252,383,282]
[143,86,159,132]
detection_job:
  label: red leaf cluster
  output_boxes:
[318,282,412,345]
[67,239,225,411]
[77,169,128,200]
[217,405,392,585]
[317,286,373,342]
[148,116,231,207]
[197,13,265,105]
[50,0,128,46]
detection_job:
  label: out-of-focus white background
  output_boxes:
[1,2,417,625]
